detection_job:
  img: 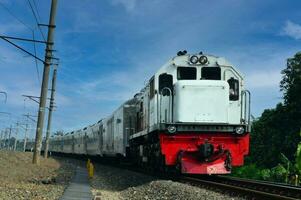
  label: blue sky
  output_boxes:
[0,0,300,139]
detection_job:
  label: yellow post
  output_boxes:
[88,162,94,178]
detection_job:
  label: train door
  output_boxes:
[136,101,144,132]
[84,132,87,154]
[159,73,173,123]
[223,69,241,124]
[72,135,75,153]
[149,77,156,129]
[107,117,114,152]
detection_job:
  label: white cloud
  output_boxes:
[282,20,301,40]
[246,69,282,89]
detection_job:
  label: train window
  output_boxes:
[159,73,173,96]
[177,67,196,80]
[201,67,221,80]
[228,77,239,101]
[149,77,155,99]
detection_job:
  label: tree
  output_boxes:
[280,52,301,118]
[248,52,301,168]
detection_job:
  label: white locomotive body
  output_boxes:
[34,52,250,174]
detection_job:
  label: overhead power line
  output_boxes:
[0,2,33,31]
[32,0,42,22]
[32,31,41,85]
[26,0,46,41]
[0,2,43,85]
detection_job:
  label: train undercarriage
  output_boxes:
[129,128,249,174]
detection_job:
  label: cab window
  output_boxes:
[149,78,155,99]
[201,67,221,80]
[228,77,239,101]
[159,73,173,96]
[177,67,196,80]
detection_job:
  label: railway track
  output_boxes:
[180,175,301,200]
[52,154,301,199]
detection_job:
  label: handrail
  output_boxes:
[222,65,243,80]
[159,87,173,124]
[241,90,251,127]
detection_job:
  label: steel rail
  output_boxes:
[42,152,301,200]
[181,176,301,200]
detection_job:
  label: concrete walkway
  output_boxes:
[60,167,93,200]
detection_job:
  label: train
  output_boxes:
[26,51,251,174]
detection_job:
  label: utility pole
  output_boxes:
[32,0,58,165]
[3,129,8,149]
[8,125,12,150]
[0,130,3,149]
[23,123,29,152]
[13,122,19,151]
[44,66,57,158]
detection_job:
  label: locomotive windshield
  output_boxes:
[177,67,196,80]
[201,67,221,80]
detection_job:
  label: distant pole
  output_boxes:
[8,125,12,150]
[3,129,8,149]
[23,123,28,152]
[0,130,3,149]
[13,122,19,151]
[44,66,57,158]
[33,0,58,165]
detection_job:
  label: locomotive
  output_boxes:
[28,51,251,174]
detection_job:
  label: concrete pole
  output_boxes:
[0,130,3,149]
[8,125,12,150]
[23,123,28,152]
[3,129,7,149]
[32,0,58,165]
[44,67,57,158]
[13,123,19,151]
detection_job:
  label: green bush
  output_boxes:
[232,164,262,180]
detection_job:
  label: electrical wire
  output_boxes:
[32,0,42,22]
[0,1,43,86]
[0,2,33,31]
[26,0,46,42]
[32,31,41,85]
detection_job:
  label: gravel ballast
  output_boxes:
[91,164,245,200]
[0,151,76,200]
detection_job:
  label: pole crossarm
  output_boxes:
[22,95,40,104]
[0,35,52,44]
[22,94,52,105]
[0,36,45,64]
[38,23,56,28]
[23,114,37,123]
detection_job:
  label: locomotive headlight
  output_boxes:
[167,125,177,133]
[199,55,208,64]
[190,55,199,64]
[235,126,245,134]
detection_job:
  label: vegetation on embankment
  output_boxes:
[232,52,301,185]
[0,151,75,200]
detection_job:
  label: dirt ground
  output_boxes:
[0,151,76,200]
